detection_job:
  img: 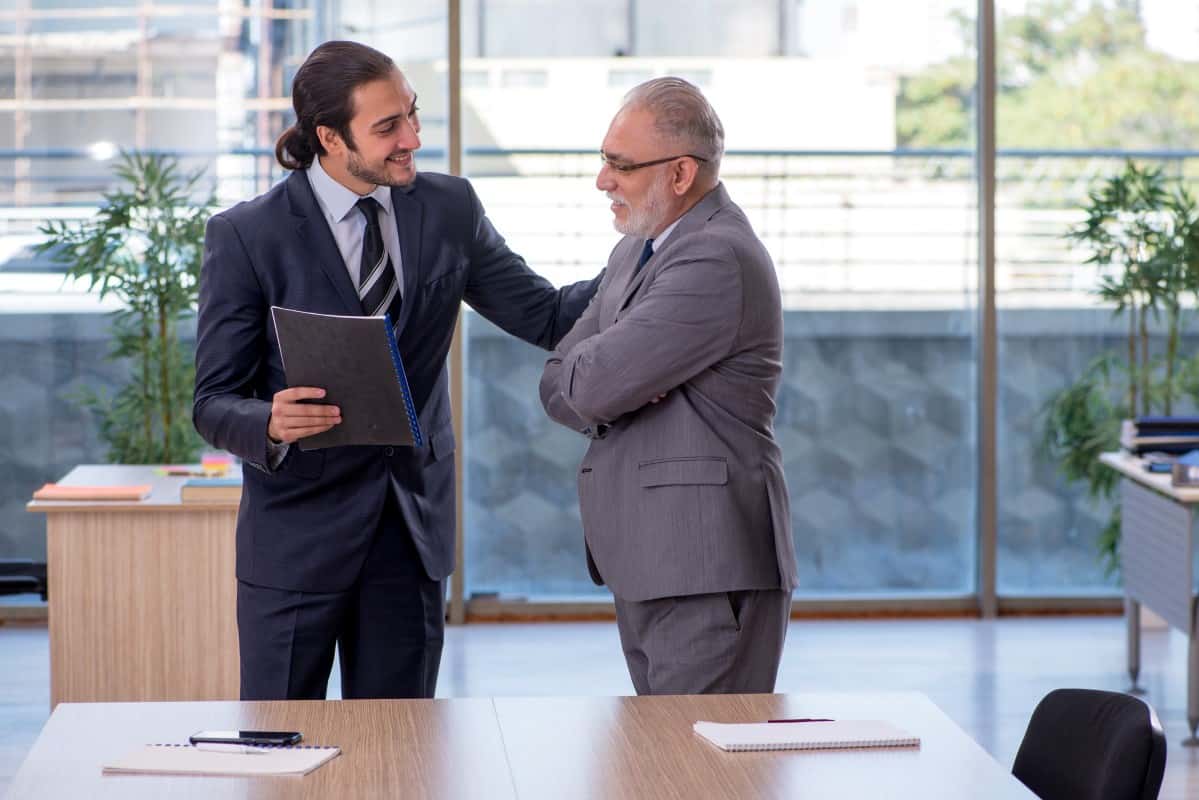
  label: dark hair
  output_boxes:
[275,41,396,171]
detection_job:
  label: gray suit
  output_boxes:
[540,183,798,694]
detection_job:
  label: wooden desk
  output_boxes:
[5,698,512,800]
[7,693,1036,799]
[27,465,241,707]
[496,692,1033,800]
[1099,451,1199,745]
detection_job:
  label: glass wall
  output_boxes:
[2,0,1176,608]
[0,1,321,560]
[462,0,981,599]
[994,0,1198,594]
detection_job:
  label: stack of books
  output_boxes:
[1120,416,1199,455]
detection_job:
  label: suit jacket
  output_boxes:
[540,183,799,602]
[194,169,598,593]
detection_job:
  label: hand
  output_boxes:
[268,387,341,444]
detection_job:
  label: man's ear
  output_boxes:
[670,157,698,196]
[316,125,343,157]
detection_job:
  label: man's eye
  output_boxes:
[379,124,395,134]
[409,106,420,118]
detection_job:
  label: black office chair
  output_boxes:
[1012,688,1166,800]
[0,559,48,601]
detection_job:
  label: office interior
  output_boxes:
[2,1,1198,797]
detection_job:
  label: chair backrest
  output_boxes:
[1012,688,1166,800]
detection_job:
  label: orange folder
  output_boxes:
[32,483,152,502]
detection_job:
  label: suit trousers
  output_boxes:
[237,491,444,700]
[613,588,790,695]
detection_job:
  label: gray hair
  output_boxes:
[622,77,724,182]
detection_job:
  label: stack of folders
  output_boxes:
[102,743,340,777]
[1121,416,1199,455]
[180,476,242,504]
[693,720,920,752]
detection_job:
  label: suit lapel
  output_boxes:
[285,171,364,315]
[615,241,650,314]
[392,185,424,332]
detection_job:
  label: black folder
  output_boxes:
[271,306,423,451]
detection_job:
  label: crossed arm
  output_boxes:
[539,244,742,433]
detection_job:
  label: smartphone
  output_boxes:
[189,729,303,746]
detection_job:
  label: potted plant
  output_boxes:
[1042,160,1199,573]
[36,151,215,464]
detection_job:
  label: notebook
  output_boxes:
[693,720,920,752]
[32,483,151,502]
[180,476,242,503]
[271,306,423,451]
[102,743,340,777]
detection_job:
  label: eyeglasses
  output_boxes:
[599,151,709,173]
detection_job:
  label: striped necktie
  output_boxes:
[355,197,401,321]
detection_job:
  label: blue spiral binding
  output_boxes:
[384,313,424,449]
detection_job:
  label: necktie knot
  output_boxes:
[636,238,655,271]
[356,196,382,226]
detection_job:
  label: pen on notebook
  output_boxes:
[192,743,271,755]
[766,718,835,723]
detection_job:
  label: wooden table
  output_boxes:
[6,693,1036,799]
[27,464,241,707]
[1099,451,1199,745]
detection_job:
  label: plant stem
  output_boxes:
[159,287,172,463]
[1127,301,1137,415]
[1139,295,1150,416]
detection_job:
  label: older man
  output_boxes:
[539,78,799,695]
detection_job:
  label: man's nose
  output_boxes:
[596,164,615,191]
[399,120,420,151]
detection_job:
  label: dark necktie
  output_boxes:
[635,238,655,272]
[355,197,401,321]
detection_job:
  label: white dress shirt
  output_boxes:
[306,155,405,293]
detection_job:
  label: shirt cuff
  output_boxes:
[266,436,289,470]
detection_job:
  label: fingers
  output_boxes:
[269,386,342,443]
[275,386,329,403]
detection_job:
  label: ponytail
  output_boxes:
[275,124,319,171]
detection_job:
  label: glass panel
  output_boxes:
[464,0,980,599]
[0,1,318,562]
[995,1,1192,594]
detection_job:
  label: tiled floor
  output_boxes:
[3,615,1197,798]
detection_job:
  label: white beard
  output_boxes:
[612,170,672,237]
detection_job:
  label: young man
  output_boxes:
[194,40,598,700]
[540,78,798,694]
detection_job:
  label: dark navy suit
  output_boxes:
[194,168,598,699]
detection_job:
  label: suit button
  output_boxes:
[384,447,395,457]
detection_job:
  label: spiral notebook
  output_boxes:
[102,743,340,777]
[271,306,423,451]
[693,720,920,752]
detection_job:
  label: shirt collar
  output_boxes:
[651,216,683,252]
[307,155,394,223]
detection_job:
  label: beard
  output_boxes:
[611,169,672,237]
[346,146,415,188]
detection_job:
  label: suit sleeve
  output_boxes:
[550,243,742,427]
[192,213,274,470]
[461,181,601,350]
[539,268,609,432]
